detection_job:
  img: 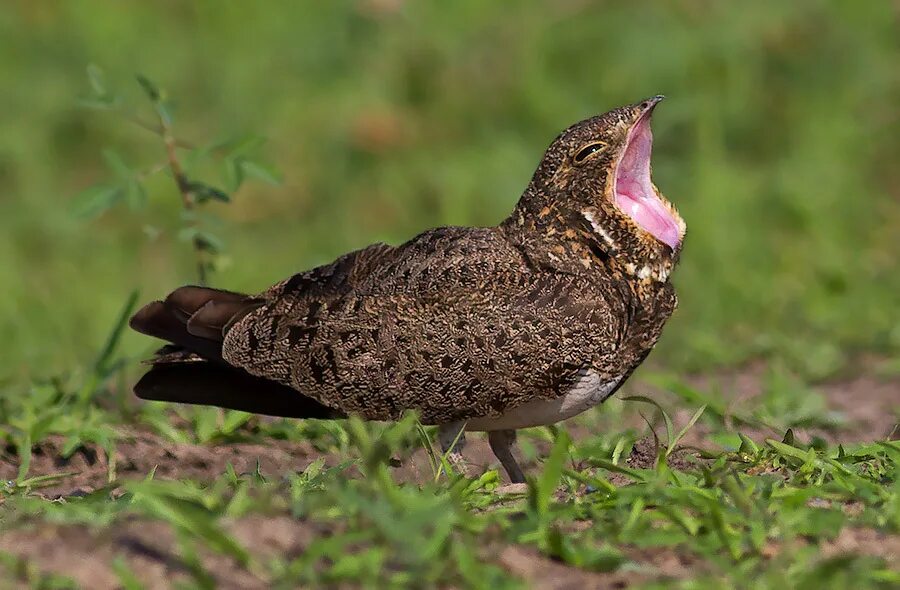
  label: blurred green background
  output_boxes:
[1,0,898,382]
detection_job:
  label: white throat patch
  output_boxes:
[581,209,618,251]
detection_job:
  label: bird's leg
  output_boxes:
[437,421,470,478]
[488,429,527,484]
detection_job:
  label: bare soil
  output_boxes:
[646,362,899,449]
[0,516,312,590]
[0,431,323,500]
[0,366,897,588]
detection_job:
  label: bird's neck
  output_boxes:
[501,193,678,289]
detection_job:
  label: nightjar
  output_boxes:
[130,96,686,483]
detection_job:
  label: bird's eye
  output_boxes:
[573,142,608,164]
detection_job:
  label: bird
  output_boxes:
[129,96,686,484]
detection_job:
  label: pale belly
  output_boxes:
[466,369,622,432]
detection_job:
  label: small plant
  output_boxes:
[74,65,281,285]
[0,292,137,487]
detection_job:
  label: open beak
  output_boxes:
[613,96,682,250]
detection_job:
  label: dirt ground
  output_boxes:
[0,367,897,589]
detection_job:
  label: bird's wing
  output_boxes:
[221,227,627,423]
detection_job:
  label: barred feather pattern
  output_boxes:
[222,226,676,424]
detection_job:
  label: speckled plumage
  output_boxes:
[221,225,675,425]
[130,97,686,482]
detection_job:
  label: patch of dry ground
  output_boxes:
[819,375,899,441]
[627,363,899,450]
[0,516,316,590]
[497,543,705,590]
[1,431,322,499]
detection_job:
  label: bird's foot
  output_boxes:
[488,429,527,484]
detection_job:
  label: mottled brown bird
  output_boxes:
[130,97,686,483]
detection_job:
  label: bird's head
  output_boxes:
[506,97,685,283]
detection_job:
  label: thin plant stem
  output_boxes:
[149,102,209,285]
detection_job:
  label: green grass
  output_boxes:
[0,1,898,588]
[1,392,898,588]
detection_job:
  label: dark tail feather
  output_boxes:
[129,300,225,361]
[187,299,264,340]
[130,285,263,355]
[130,286,341,420]
[164,285,249,321]
[135,361,344,419]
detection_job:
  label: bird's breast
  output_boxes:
[465,368,621,431]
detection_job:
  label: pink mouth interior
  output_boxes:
[614,113,681,249]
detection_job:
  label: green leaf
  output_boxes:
[221,410,252,435]
[766,438,811,462]
[125,180,148,209]
[531,430,570,517]
[796,507,844,538]
[587,457,647,482]
[213,134,267,157]
[738,433,759,455]
[782,428,795,445]
[414,422,440,478]
[705,497,742,560]
[102,149,133,179]
[563,468,616,493]
[221,157,245,192]
[193,408,218,443]
[875,440,900,460]
[136,74,173,125]
[71,185,124,219]
[80,64,120,109]
[14,470,79,490]
[142,407,192,444]
[177,227,225,254]
[622,395,674,449]
[656,503,702,535]
[126,481,250,566]
[15,433,32,483]
[621,495,645,534]
[78,95,118,110]
[135,74,161,102]
[155,101,173,126]
[196,230,225,254]
[188,181,231,204]
[87,63,107,95]
[239,159,282,185]
[611,436,630,465]
[721,472,755,517]
[172,532,217,589]
[111,556,145,590]
[668,404,706,457]
[92,289,140,378]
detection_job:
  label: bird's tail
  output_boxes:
[129,286,343,419]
